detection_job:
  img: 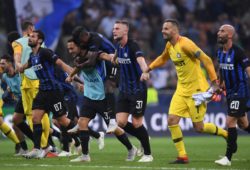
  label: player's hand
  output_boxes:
[74,51,99,68]
[210,80,223,94]
[66,76,73,83]
[111,51,118,65]
[15,63,23,73]
[140,72,150,81]
[77,84,84,92]
[18,65,25,73]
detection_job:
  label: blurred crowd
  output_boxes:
[59,0,250,90]
[1,0,250,90]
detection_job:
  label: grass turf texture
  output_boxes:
[0,136,249,170]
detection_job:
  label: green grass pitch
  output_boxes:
[0,136,249,170]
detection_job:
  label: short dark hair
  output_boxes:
[1,54,14,63]
[164,19,179,29]
[33,30,45,44]
[7,31,20,44]
[72,26,88,45]
[21,20,33,31]
[67,37,78,44]
[115,19,129,29]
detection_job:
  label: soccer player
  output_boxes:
[67,30,136,162]
[6,31,33,155]
[12,21,50,150]
[141,19,228,164]
[0,55,27,154]
[214,24,250,166]
[66,39,105,152]
[111,20,153,162]
[71,27,118,133]
[20,30,76,159]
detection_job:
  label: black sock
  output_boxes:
[106,93,115,119]
[33,124,43,149]
[15,143,21,153]
[135,125,151,155]
[124,122,137,137]
[52,128,61,139]
[243,124,250,133]
[88,127,100,139]
[65,121,80,147]
[79,130,90,155]
[72,135,81,147]
[20,140,28,150]
[226,127,238,161]
[61,126,70,152]
[17,122,34,141]
[48,135,55,147]
[115,133,133,150]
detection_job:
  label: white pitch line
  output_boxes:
[2,163,246,170]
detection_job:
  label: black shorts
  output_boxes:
[227,98,247,117]
[32,90,66,118]
[80,96,109,125]
[116,91,147,117]
[14,98,24,114]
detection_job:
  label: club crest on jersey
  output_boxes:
[177,53,181,58]
[227,57,231,62]
[124,52,128,58]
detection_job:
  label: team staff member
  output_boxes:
[12,21,50,149]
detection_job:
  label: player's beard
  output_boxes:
[163,34,171,43]
[114,36,122,43]
[28,42,36,48]
[217,36,228,46]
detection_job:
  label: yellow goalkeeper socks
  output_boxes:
[41,113,50,148]
[0,122,20,144]
[168,124,187,157]
[203,123,228,139]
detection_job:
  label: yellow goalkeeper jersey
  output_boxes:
[149,36,217,96]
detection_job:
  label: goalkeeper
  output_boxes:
[141,19,228,164]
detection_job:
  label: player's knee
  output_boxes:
[12,114,22,125]
[116,119,127,128]
[132,121,143,128]
[167,116,177,126]
[194,126,203,133]
[237,122,248,130]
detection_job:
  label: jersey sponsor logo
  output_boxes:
[173,60,185,66]
[219,63,234,70]
[118,57,131,64]
[32,64,43,71]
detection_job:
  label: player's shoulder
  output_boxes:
[179,36,194,45]
[39,47,53,54]
[127,39,138,45]
[127,39,140,50]
[232,44,244,54]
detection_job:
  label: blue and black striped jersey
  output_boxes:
[116,39,147,94]
[217,44,250,99]
[87,32,115,53]
[28,48,62,91]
